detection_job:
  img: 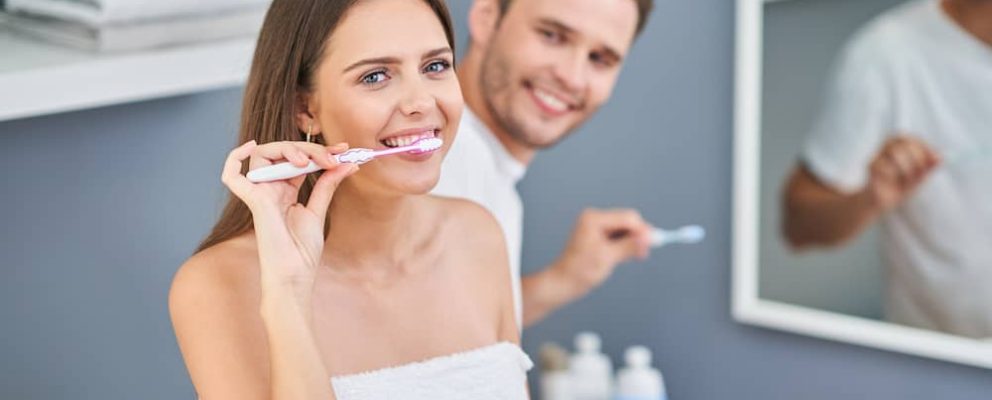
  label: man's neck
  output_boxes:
[943,0,992,47]
[457,54,537,166]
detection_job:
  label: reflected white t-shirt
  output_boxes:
[432,108,527,327]
[803,0,992,337]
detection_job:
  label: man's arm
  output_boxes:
[520,264,582,327]
[783,135,940,250]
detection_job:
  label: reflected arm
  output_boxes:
[781,163,882,250]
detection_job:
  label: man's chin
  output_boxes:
[522,121,577,149]
[500,110,579,149]
[516,131,571,150]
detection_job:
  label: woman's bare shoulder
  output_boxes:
[429,196,506,250]
[169,233,262,311]
[427,196,509,281]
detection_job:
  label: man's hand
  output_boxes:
[864,135,941,212]
[554,208,653,291]
[521,208,652,326]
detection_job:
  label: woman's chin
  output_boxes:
[384,172,441,195]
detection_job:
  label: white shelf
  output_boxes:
[0,26,255,122]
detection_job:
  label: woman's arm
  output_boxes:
[170,247,271,399]
[171,140,357,399]
[170,247,337,400]
[258,284,333,399]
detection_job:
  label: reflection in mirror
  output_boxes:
[759,0,992,339]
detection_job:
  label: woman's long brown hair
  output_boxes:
[196,0,456,254]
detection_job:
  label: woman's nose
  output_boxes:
[398,79,435,117]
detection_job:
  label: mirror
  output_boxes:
[733,0,992,368]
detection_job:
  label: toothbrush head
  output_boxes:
[336,148,376,164]
[650,224,706,247]
[408,137,444,154]
[675,225,706,243]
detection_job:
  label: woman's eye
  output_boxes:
[424,60,450,74]
[361,71,388,86]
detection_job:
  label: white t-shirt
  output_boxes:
[432,108,527,327]
[803,0,992,337]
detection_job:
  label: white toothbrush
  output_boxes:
[608,224,706,248]
[247,137,444,183]
[650,225,706,248]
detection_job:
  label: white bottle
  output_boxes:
[569,332,613,400]
[614,346,666,400]
[539,343,573,400]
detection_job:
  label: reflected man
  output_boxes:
[783,0,992,337]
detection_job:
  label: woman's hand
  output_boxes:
[222,140,359,301]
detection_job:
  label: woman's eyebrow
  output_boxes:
[343,47,452,73]
[343,57,400,73]
[421,47,452,60]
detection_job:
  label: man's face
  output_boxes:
[478,0,639,149]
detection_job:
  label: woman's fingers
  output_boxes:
[221,140,258,200]
[223,140,358,213]
[249,141,347,171]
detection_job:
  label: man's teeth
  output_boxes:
[382,131,436,147]
[534,89,568,112]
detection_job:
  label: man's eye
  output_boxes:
[590,52,611,67]
[539,29,562,43]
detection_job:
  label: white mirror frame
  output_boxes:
[732,0,992,369]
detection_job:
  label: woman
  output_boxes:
[168,0,531,398]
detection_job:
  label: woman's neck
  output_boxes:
[322,183,430,275]
[943,0,992,47]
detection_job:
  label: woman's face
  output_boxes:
[307,0,462,196]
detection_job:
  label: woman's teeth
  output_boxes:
[381,130,437,148]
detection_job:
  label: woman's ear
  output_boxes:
[294,92,320,139]
[468,0,501,50]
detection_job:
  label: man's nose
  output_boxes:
[553,48,589,94]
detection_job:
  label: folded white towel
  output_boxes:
[5,0,270,26]
[2,7,266,52]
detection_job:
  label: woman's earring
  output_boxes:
[306,121,314,143]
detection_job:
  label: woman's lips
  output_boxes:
[393,147,438,162]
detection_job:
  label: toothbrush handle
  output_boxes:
[245,147,377,183]
[246,161,322,183]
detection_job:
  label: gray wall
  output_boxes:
[757,0,908,319]
[0,0,989,399]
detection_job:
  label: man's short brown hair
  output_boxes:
[497,0,654,37]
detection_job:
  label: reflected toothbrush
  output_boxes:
[947,144,991,166]
[247,137,443,183]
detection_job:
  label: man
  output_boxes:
[783,0,992,337]
[432,0,656,328]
